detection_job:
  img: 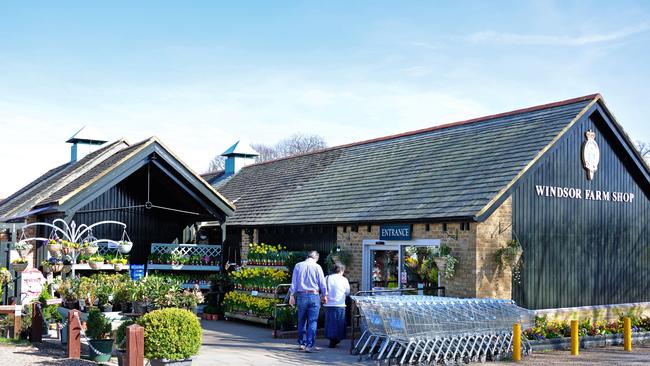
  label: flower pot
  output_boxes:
[89,261,104,270]
[88,338,114,363]
[47,243,62,255]
[118,241,133,254]
[12,262,28,272]
[117,350,126,366]
[62,265,72,274]
[102,304,113,312]
[61,323,68,344]
[113,263,124,271]
[150,358,193,366]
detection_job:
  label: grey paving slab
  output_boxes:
[194,319,359,366]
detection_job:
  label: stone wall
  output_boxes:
[475,197,513,299]
[536,302,650,322]
[240,228,258,260]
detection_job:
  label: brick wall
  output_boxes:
[240,228,258,260]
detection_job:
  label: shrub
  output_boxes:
[115,320,135,350]
[138,308,202,361]
[86,308,112,340]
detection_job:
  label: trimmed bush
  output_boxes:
[86,308,112,340]
[115,320,135,350]
[139,308,202,361]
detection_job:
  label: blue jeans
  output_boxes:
[297,293,320,348]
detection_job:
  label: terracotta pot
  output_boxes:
[113,263,124,271]
[51,264,63,273]
[89,261,104,270]
[83,246,98,255]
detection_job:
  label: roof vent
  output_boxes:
[66,126,108,162]
[221,140,259,176]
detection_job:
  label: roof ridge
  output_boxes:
[247,93,601,167]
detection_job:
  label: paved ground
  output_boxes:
[2,322,649,365]
[194,319,358,365]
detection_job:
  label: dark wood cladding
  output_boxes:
[512,110,650,309]
[258,225,337,254]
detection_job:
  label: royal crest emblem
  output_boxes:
[582,129,600,180]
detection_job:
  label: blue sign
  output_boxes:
[379,224,412,241]
[130,264,145,281]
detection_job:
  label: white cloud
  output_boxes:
[466,23,650,46]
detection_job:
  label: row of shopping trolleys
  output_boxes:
[351,296,534,365]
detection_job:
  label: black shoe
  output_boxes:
[328,340,337,348]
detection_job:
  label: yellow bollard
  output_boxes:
[624,317,632,351]
[513,323,521,361]
[571,320,579,356]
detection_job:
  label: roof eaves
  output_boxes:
[472,94,601,220]
[55,138,155,206]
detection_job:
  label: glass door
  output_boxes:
[362,245,400,291]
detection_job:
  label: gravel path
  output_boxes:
[0,341,99,366]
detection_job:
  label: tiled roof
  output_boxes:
[201,170,225,184]
[218,94,599,225]
[0,140,128,220]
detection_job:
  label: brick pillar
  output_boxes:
[31,303,42,342]
[67,310,81,359]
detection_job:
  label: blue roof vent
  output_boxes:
[66,126,108,162]
[221,140,259,175]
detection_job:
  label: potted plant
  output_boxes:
[118,240,133,254]
[11,258,28,272]
[433,245,458,279]
[111,258,128,271]
[47,239,62,255]
[89,255,105,270]
[86,308,114,362]
[139,308,202,366]
[116,319,135,366]
[61,240,79,255]
[14,241,33,258]
[81,240,99,255]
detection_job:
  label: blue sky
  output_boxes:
[1,1,649,197]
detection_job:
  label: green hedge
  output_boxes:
[139,308,202,361]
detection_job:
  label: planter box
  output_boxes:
[530,331,650,351]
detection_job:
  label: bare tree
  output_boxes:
[275,133,327,157]
[206,155,225,172]
[206,133,327,170]
[250,143,281,163]
[636,141,650,161]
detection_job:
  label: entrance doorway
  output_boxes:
[361,239,441,292]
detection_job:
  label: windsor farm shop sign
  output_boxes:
[535,185,635,203]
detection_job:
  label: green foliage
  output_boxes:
[438,245,451,257]
[138,308,202,361]
[325,247,353,274]
[524,314,650,340]
[115,320,135,350]
[285,251,308,275]
[38,289,62,322]
[86,308,112,340]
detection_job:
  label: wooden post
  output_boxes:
[31,303,43,343]
[126,324,145,366]
[67,310,81,359]
[623,316,632,351]
[570,320,579,356]
[12,305,21,339]
[512,323,521,361]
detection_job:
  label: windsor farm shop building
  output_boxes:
[215,94,650,310]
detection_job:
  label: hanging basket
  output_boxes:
[89,261,105,270]
[51,264,63,273]
[16,243,33,258]
[82,246,98,256]
[501,248,523,268]
[118,241,133,254]
[433,257,447,272]
[62,265,73,274]
[47,243,62,255]
[12,262,28,272]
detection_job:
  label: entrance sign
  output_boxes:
[379,224,412,241]
[20,268,46,304]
